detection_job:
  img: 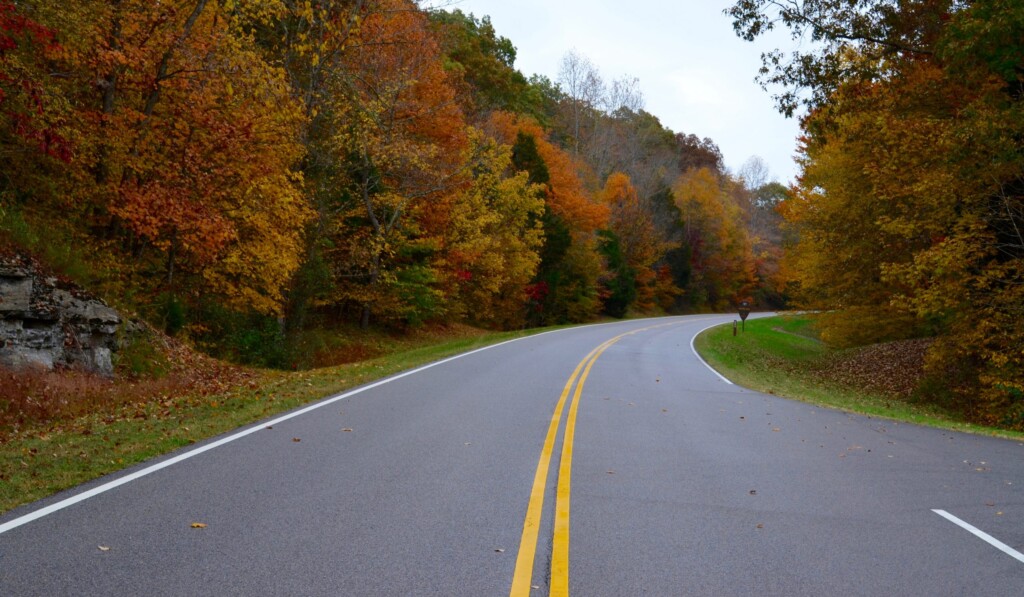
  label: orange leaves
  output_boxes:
[35,0,313,314]
[600,172,673,310]
[487,111,608,235]
[782,5,1024,425]
[320,0,474,326]
[341,0,466,162]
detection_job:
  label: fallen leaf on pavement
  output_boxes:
[98,545,111,551]
[191,523,207,529]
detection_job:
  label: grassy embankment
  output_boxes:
[695,314,1024,440]
[0,325,539,515]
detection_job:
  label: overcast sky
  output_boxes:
[441,0,802,185]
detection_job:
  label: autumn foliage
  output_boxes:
[1,1,781,373]
[734,0,1024,427]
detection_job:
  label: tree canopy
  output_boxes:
[732,0,1024,427]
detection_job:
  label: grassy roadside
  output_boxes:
[694,314,1024,441]
[0,325,542,515]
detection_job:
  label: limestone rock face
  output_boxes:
[0,253,124,376]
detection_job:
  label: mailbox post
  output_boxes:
[738,301,751,332]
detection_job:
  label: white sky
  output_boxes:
[442,0,803,185]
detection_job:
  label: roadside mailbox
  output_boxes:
[738,301,751,332]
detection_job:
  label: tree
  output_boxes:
[442,128,544,328]
[0,1,69,168]
[490,111,609,324]
[428,9,542,121]
[23,0,312,316]
[726,0,955,116]
[600,172,676,311]
[597,230,635,318]
[676,133,724,175]
[673,168,756,310]
[326,0,468,328]
[557,49,604,155]
[736,0,1024,424]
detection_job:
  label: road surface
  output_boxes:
[1,314,1022,595]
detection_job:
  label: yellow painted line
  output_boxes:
[510,321,682,596]
[550,337,615,596]
[509,343,602,597]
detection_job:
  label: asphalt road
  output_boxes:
[1,314,1022,596]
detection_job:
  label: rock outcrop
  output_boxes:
[0,253,123,376]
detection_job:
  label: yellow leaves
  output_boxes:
[673,167,757,309]
[190,522,207,528]
[441,128,544,326]
[787,38,1024,427]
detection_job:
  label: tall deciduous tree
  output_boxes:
[442,128,544,328]
[489,110,608,324]
[673,167,756,310]
[557,49,604,155]
[327,0,467,328]
[600,172,676,311]
[0,1,69,168]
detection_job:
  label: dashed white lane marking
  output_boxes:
[933,509,1024,564]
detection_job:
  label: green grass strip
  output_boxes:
[694,315,1024,441]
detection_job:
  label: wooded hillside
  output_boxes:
[0,0,783,368]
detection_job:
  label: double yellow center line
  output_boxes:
[509,323,675,596]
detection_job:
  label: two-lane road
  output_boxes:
[1,315,1022,595]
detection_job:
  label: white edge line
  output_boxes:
[0,314,719,535]
[0,330,567,536]
[691,321,734,385]
[932,509,1024,564]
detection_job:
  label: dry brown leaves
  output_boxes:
[0,323,256,438]
[814,338,932,397]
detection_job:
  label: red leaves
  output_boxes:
[0,1,70,162]
[0,2,58,57]
[525,281,548,303]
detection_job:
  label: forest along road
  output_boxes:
[1,315,1022,596]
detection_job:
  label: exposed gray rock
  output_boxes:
[0,275,32,314]
[0,253,125,376]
